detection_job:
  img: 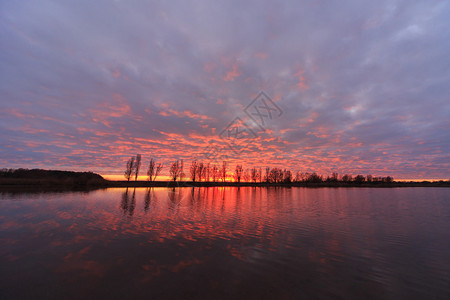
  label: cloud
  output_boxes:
[0,0,449,179]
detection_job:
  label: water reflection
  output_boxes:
[0,187,449,299]
[120,188,136,216]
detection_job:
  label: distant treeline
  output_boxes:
[123,154,397,184]
[0,168,105,186]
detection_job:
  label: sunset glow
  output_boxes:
[1,0,449,180]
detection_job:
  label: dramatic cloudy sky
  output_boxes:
[1,0,449,179]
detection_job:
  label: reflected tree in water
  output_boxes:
[121,188,136,216]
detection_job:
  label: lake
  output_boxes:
[1,187,449,299]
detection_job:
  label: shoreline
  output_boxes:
[1,179,449,189]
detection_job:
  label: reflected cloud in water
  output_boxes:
[1,187,449,299]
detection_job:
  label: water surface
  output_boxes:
[1,187,449,299]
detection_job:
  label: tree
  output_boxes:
[134,154,141,181]
[198,162,205,182]
[306,173,323,183]
[366,174,373,182]
[179,159,184,181]
[331,172,339,182]
[221,161,227,182]
[147,158,155,181]
[265,167,270,183]
[124,156,135,181]
[342,174,352,182]
[269,168,283,183]
[155,163,163,181]
[170,160,182,182]
[202,163,208,182]
[243,169,250,182]
[258,167,262,183]
[354,175,365,183]
[212,165,218,182]
[147,158,163,182]
[234,165,243,183]
[190,160,198,182]
[251,167,257,183]
[283,169,292,183]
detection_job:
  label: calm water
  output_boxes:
[0,187,449,299]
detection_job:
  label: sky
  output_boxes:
[1,0,449,180]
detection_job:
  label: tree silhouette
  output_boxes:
[221,161,227,182]
[251,167,257,183]
[234,165,243,183]
[147,158,163,182]
[134,154,141,181]
[198,162,205,182]
[155,163,163,181]
[265,167,270,183]
[269,168,283,183]
[179,159,184,181]
[306,173,322,183]
[331,172,339,182]
[354,175,365,183]
[190,160,198,182]
[212,165,218,182]
[342,174,352,182]
[283,169,292,183]
[258,167,262,183]
[170,160,182,182]
[124,156,135,181]
[243,169,250,182]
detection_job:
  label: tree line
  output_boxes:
[124,155,394,184]
[124,154,163,182]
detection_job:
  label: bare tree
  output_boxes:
[342,174,352,182]
[147,158,163,182]
[243,169,250,182]
[251,167,257,183]
[269,168,283,183]
[206,163,210,182]
[384,176,393,183]
[234,165,243,183]
[124,156,135,182]
[170,160,182,182]
[198,162,204,182]
[155,163,163,181]
[306,173,323,183]
[331,172,339,182]
[283,169,292,183]
[212,165,218,182]
[354,174,365,183]
[221,161,227,182]
[147,158,155,182]
[134,154,141,181]
[190,160,198,182]
[265,167,270,183]
[180,159,184,181]
[258,167,262,183]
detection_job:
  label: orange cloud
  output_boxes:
[294,70,308,91]
[254,52,268,59]
[159,108,213,121]
[223,64,241,81]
